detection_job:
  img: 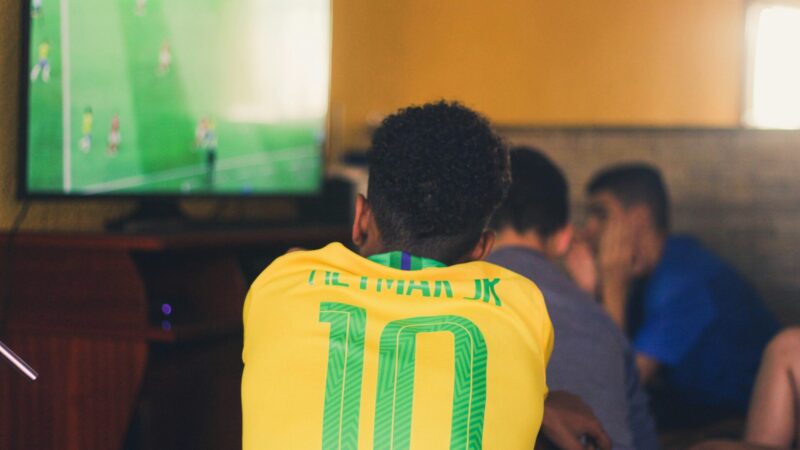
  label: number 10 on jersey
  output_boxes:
[319,302,488,450]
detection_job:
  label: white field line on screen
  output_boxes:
[79,146,314,193]
[60,0,72,192]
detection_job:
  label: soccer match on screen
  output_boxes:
[25,0,329,195]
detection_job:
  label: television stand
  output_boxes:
[105,198,190,233]
[104,178,355,234]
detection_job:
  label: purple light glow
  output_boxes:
[161,303,172,315]
[161,320,172,331]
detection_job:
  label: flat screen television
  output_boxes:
[20,0,330,199]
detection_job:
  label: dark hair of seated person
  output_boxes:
[367,100,510,264]
[587,163,670,232]
[489,146,569,238]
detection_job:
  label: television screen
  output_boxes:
[22,0,330,196]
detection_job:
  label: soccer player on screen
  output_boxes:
[79,107,93,152]
[158,41,171,75]
[107,113,121,155]
[29,40,51,83]
[135,0,147,16]
[195,117,218,187]
[194,117,208,148]
[241,101,560,448]
[31,0,43,18]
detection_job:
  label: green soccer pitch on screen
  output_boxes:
[22,0,329,196]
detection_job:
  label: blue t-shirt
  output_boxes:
[630,235,779,411]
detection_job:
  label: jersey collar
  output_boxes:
[367,251,447,270]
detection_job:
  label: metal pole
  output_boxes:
[0,339,38,381]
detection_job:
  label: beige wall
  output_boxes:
[1,0,748,230]
[332,0,745,149]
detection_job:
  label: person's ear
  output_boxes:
[466,230,496,262]
[351,194,370,248]
[548,223,574,257]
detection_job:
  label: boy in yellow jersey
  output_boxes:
[79,107,93,152]
[242,101,605,449]
[30,40,51,83]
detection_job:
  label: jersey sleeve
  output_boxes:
[542,315,554,396]
[517,277,555,395]
[542,311,554,368]
[241,251,296,365]
[242,288,254,364]
[527,279,554,367]
[633,283,716,365]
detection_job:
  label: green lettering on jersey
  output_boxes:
[464,279,482,301]
[331,272,349,288]
[373,315,487,450]
[464,279,502,306]
[319,302,367,450]
[405,280,431,297]
[433,280,453,298]
[483,278,502,306]
[308,270,317,286]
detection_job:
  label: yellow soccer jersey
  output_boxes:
[38,42,49,60]
[242,242,553,450]
[82,113,93,134]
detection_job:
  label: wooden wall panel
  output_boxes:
[0,334,146,450]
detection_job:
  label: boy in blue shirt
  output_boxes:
[566,163,779,427]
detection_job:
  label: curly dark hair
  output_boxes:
[490,146,569,238]
[367,100,510,264]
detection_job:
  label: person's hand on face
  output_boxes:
[582,190,651,329]
[597,214,636,287]
[583,191,637,287]
[564,231,598,296]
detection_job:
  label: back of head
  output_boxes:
[490,146,569,239]
[367,100,510,264]
[587,163,670,231]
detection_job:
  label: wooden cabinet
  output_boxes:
[0,228,349,450]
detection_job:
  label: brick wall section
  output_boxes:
[501,127,800,325]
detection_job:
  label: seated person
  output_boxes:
[566,163,780,427]
[241,101,608,449]
[690,327,800,450]
[488,147,658,450]
[743,326,800,448]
